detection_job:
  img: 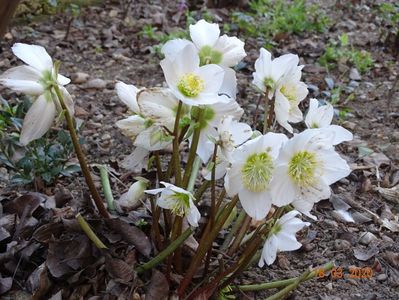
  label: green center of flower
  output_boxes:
[270,222,282,235]
[168,192,190,217]
[288,151,318,186]
[280,85,297,102]
[263,77,275,90]
[241,152,274,192]
[39,70,55,90]
[310,122,319,128]
[191,106,215,129]
[199,45,223,65]
[177,73,205,98]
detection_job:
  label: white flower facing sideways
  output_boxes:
[270,129,351,219]
[202,116,253,181]
[274,64,309,133]
[259,210,310,267]
[252,48,299,98]
[305,98,353,145]
[0,43,73,145]
[145,182,201,227]
[160,43,230,106]
[224,133,288,220]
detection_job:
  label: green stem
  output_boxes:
[182,108,204,188]
[227,214,251,256]
[76,213,107,249]
[266,268,311,300]
[52,84,109,219]
[263,92,270,134]
[136,228,192,273]
[236,262,334,292]
[187,155,201,192]
[172,101,183,186]
[194,180,211,203]
[99,165,115,212]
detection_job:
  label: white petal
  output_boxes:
[224,164,243,196]
[162,39,194,60]
[261,132,289,159]
[277,210,300,225]
[282,217,310,233]
[292,198,317,220]
[297,179,331,205]
[274,91,293,133]
[57,74,71,86]
[328,125,353,145]
[190,19,220,49]
[238,189,272,221]
[276,231,302,251]
[218,67,237,99]
[115,81,140,113]
[320,149,351,184]
[305,98,333,128]
[213,35,246,67]
[264,235,278,265]
[172,43,200,75]
[20,94,56,145]
[160,56,180,88]
[210,99,243,127]
[198,64,225,93]
[137,88,178,130]
[196,126,217,163]
[270,166,297,206]
[12,43,52,72]
[120,147,149,171]
[230,122,253,146]
[187,202,201,227]
[252,48,271,91]
[134,126,172,151]
[116,115,146,138]
[145,187,164,195]
[58,86,74,115]
[0,65,44,95]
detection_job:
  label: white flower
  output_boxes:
[118,177,149,210]
[305,98,353,145]
[0,43,70,95]
[115,85,179,151]
[160,43,230,106]
[162,19,246,68]
[270,129,351,219]
[195,100,244,163]
[259,210,310,267]
[0,43,73,145]
[252,48,299,97]
[19,87,73,145]
[146,182,201,227]
[274,66,308,133]
[224,133,288,220]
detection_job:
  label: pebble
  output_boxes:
[321,91,331,98]
[376,273,387,281]
[325,77,334,89]
[342,121,356,131]
[307,84,319,95]
[334,239,351,250]
[71,72,90,84]
[348,80,360,88]
[101,133,111,141]
[359,232,378,245]
[323,219,338,228]
[85,78,107,89]
[349,68,362,81]
[382,235,394,243]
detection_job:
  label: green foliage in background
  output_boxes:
[319,33,373,73]
[231,0,330,46]
[0,97,80,185]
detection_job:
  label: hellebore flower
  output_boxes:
[270,129,351,219]
[146,182,201,227]
[259,210,310,266]
[274,66,308,133]
[0,43,73,145]
[224,133,288,220]
[305,98,353,145]
[252,48,299,98]
[160,43,230,106]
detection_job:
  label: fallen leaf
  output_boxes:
[0,277,12,295]
[105,257,135,283]
[145,270,169,300]
[27,263,52,300]
[353,243,379,261]
[3,193,44,217]
[106,218,151,257]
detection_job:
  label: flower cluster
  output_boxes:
[112,19,352,266]
[0,19,353,272]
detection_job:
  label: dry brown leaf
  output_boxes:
[145,270,169,300]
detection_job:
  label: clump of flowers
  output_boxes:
[0,19,353,298]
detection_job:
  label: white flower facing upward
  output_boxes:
[274,65,308,133]
[146,182,201,227]
[252,48,299,98]
[224,133,288,220]
[259,210,310,267]
[160,43,230,106]
[162,19,246,68]
[0,43,73,145]
[270,129,351,219]
[305,98,353,145]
